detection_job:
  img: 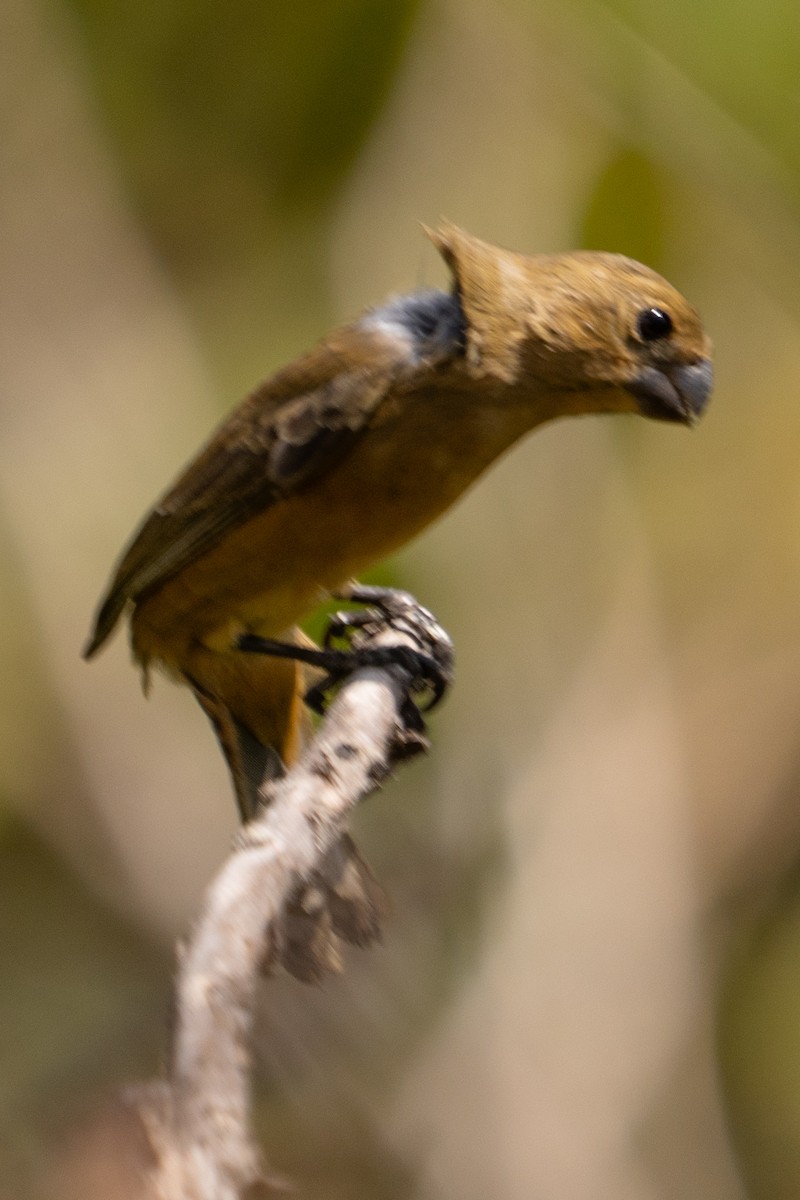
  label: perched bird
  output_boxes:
[85,224,713,979]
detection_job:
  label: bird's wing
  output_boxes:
[84,342,395,657]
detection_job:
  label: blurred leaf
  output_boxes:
[598,0,800,190]
[719,873,800,1199]
[0,820,168,1159]
[66,0,422,264]
[579,146,668,267]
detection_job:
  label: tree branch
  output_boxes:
[130,599,453,1199]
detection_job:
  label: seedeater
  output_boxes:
[85,224,713,979]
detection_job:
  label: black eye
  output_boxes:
[637,307,673,342]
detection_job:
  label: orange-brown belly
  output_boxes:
[131,386,535,672]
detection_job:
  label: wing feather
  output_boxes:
[84,348,393,657]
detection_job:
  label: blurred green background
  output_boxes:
[3,0,800,1196]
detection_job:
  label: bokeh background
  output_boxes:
[3,0,800,1196]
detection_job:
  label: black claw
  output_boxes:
[304,675,337,716]
[323,608,373,649]
[236,587,454,721]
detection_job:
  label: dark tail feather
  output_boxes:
[190,678,284,820]
[189,681,386,982]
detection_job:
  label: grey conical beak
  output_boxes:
[627,359,714,425]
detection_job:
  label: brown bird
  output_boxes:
[85,224,713,979]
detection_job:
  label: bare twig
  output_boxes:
[130,597,453,1200]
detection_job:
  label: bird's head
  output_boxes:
[428,224,713,427]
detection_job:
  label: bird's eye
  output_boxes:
[637,307,673,342]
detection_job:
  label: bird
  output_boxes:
[85,223,713,980]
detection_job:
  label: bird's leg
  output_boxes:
[236,586,454,721]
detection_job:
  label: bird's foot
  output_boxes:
[236,584,454,722]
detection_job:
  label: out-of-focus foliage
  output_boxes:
[0,821,168,1196]
[68,0,423,266]
[579,147,668,269]
[721,883,800,1200]
[599,0,800,186]
[3,0,800,1196]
